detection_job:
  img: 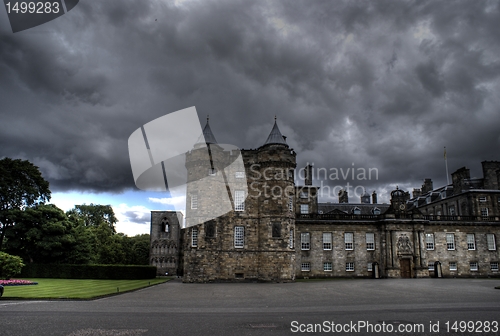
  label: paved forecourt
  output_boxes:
[1,278,500,335]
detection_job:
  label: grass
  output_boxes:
[1,278,170,299]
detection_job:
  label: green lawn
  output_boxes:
[1,278,170,299]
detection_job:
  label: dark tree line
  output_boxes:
[0,158,150,265]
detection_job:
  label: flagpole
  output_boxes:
[444,147,450,185]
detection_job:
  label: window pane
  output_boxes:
[428,262,434,271]
[345,232,353,250]
[234,226,244,248]
[346,262,354,271]
[426,233,434,250]
[191,227,198,247]
[470,262,478,271]
[300,204,309,214]
[235,190,245,211]
[323,232,332,250]
[323,262,332,271]
[449,262,457,271]
[467,234,475,250]
[301,232,310,250]
[487,234,496,250]
[446,233,455,250]
[301,262,310,271]
[366,233,375,250]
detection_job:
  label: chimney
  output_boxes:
[413,188,421,198]
[339,189,348,203]
[372,191,377,204]
[305,164,313,186]
[421,178,433,194]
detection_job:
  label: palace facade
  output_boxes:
[150,119,500,282]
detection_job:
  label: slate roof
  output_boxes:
[196,117,218,144]
[317,203,390,215]
[263,118,287,146]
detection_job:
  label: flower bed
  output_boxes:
[0,279,38,286]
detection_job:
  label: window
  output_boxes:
[366,233,375,250]
[373,208,381,215]
[491,262,499,272]
[272,222,281,238]
[467,234,475,250]
[323,262,332,271]
[205,221,215,238]
[446,233,455,250]
[367,263,373,271]
[428,262,435,271]
[289,229,294,248]
[191,227,198,247]
[234,190,245,211]
[288,196,294,212]
[487,234,496,250]
[353,207,361,215]
[425,233,435,250]
[481,208,489,218]
[208,168,216,176]
[345,232,353,250]
[234,226,244,248]
[301,232,310,250]
[449,262,457,271]
[235,171,245,178]
[346,262,354,271]
[300,191,308,199]
[470,262,478,271]
[322,232,332,250]
[191,195,198,209]
[161,218,169,233]
[301,262,311,271]
[300,204,309,214]
[449,206,456,216]
[479,196,487,202]
[288,169,294,180]
[437,210,442,216]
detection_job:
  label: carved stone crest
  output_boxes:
[397,234,412,254]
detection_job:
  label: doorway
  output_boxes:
[400,259,411,278]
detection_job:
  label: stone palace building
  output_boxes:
[150,119,500,282]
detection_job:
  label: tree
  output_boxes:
[0,158,51,250]
[67,204,117,232]
[4,204,76,263]
[67,204,122,264]
[0,251,24,279]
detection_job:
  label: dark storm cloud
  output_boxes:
[0,0,499,202]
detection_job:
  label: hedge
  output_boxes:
[20,264,157,280]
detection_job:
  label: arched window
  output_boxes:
[161,217,170,233]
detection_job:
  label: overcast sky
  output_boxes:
[1,0,499,235]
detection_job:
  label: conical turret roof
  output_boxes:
[263,117,287,146]
[196,116,218,144]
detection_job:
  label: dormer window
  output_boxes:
[353,207,361,215]
[372,208,381,215]
[426,196,431,204]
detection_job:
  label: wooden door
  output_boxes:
[400,259,411,278]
